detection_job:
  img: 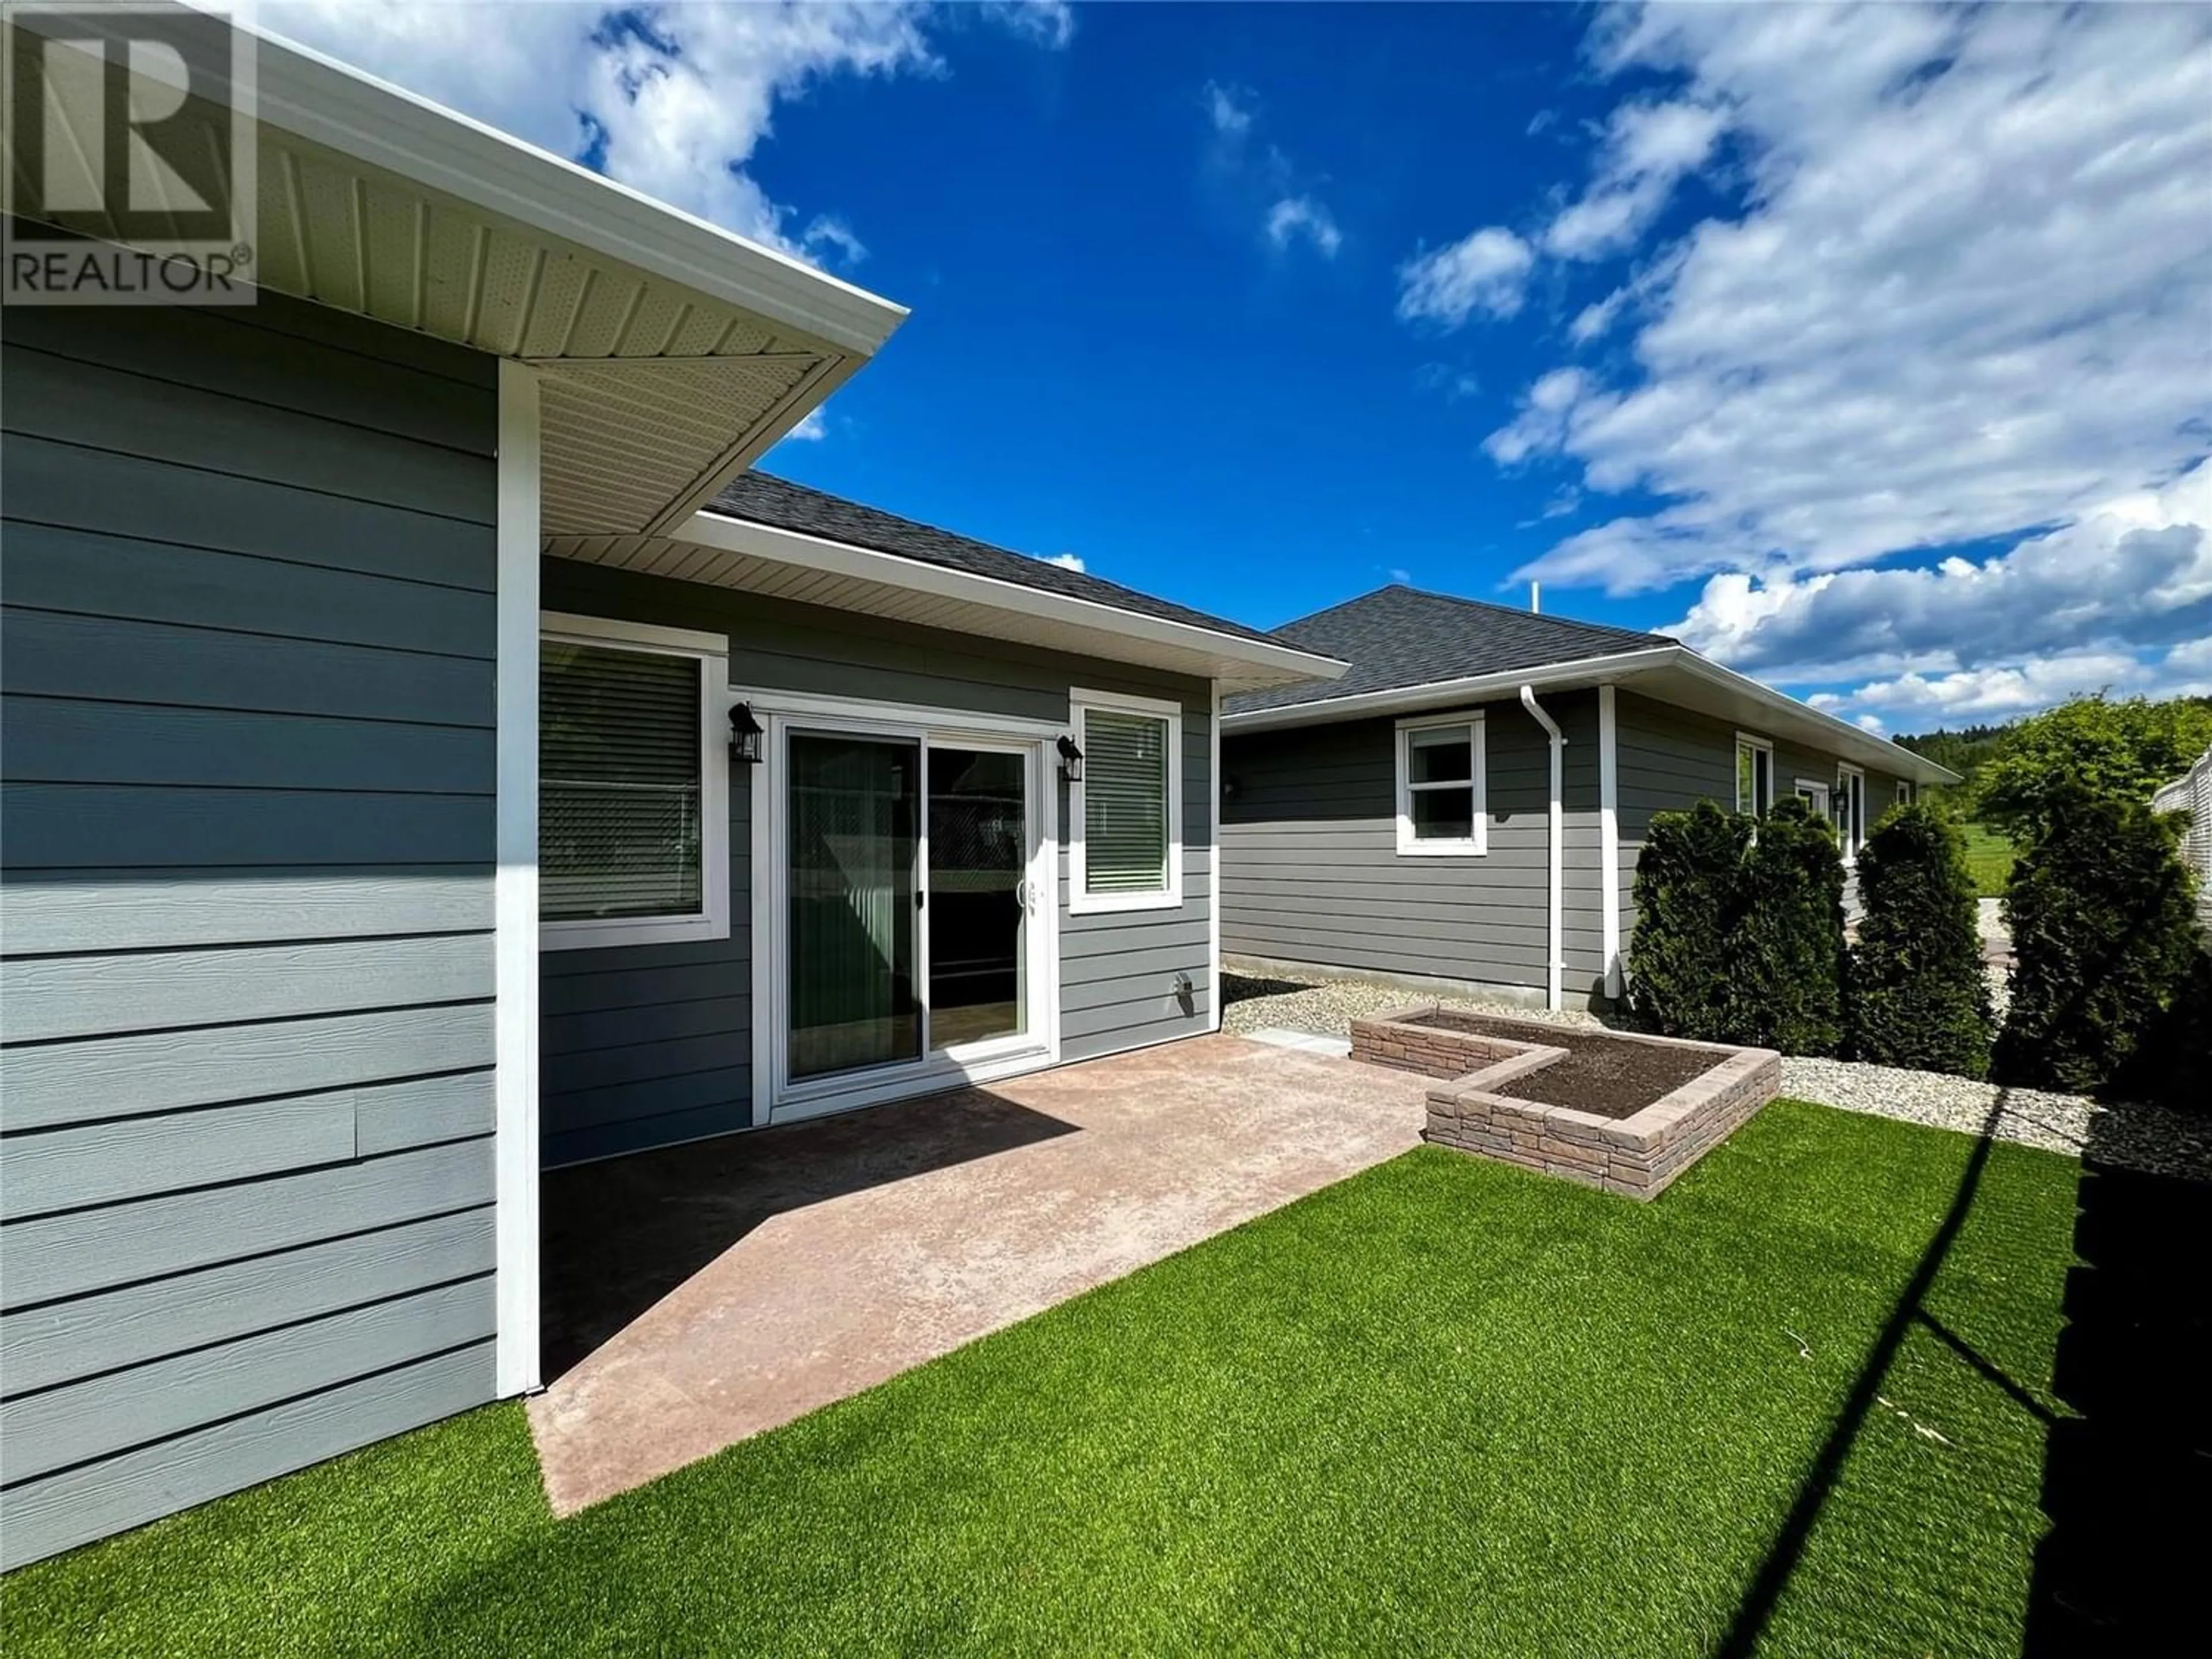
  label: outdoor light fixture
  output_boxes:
[1056,734,1084,783]
[728,703,764,766]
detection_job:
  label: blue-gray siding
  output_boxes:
[538,560,1213,1165]
[0,297,501,1569]
[1221,693,1609,1005]
[1613,690,1913,927]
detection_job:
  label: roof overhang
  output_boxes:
[11,15,908,536]
[1222,645,1961,785]
[542,510,1351,694]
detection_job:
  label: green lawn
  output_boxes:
[1960,820,2018,899]
[3,1103,2082,1657]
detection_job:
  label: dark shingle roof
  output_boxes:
[1226,585,1675,715]
[709,472,1297,652]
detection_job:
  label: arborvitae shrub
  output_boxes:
[1626,800,1751,1041]
[1730,796,1847,1056]
[1993,787,2200,1093]
[1848,804,1994,1077]
[2118,947,2212,1113]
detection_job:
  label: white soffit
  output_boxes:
[543,524,1344,694]
[20,25,907,537]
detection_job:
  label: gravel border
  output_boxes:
[1223,969,2211,1183]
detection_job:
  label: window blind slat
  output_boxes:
[1083,709,1169,895]
[541,642,704,922]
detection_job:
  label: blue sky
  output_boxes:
[270,2,2212,734]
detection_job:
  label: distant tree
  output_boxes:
[1994,787,2200,1093]
[1730,797,1847,1056]
[1848,804,1993,1077]
[1972,695,2212,842]
[1626,801,1751,1042]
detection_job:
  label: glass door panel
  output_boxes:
[787,733,921,1081]
[927,747,1029,1052]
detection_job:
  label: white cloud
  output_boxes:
[800,215,868,268]
[778,408,829,444]
[1484,369,1594,465]
[1041,552,1086,573]
[1672,459,2212,683]
[1396,227,1536,327]
[1541,98,1726,260]
[264,2,1066,262]
[1809,653,2169,725]
[1203,79,1254,139]
[1568,289,1627,344]
[1852,713,1887,735]
[1267,195,1342,258]
[1487,1,2212,599]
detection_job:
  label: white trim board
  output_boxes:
[1394,710,1488,858]
[1597,684,1622,1002]
[678,509,1347,690]
[1067,687,1186,916]
[537,614,732,953]
[493,361,541,1400]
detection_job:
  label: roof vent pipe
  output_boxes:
[1519,684,1565,1013]
[1529,581,1541,615]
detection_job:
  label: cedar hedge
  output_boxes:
[1849,804,1993,1078]
[1625,797,1846,1055]
[1623,800,1751,1043]
[1993,786,2200,1094]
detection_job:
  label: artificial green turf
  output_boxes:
[2,1101,2081,1657]
[1960,820,2018,900]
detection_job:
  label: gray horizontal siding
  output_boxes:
[1221,692,1610,1003]
[536,561,1215,1159]
[1613,690,1916,938]
[0,296,500,1569]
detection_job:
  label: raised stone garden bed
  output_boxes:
[1349,1003,1779,1200]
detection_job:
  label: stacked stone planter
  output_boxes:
[1349,1003,1779,1200]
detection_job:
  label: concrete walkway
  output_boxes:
[528,1035,1431,1514]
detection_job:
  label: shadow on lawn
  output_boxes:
[1714,1094,2210,1658]
[2022,1128,2207,1653]
[1711,1096,2010,1658]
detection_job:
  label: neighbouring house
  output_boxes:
[2152,744,2212,935]
[1218,586,1960,1013]
[0,29,1344,1568]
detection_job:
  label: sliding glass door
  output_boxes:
[787,734,922,1081]
[779,725,1045,1104]
[927,745,1030,1054]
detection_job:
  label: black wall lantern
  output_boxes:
[1055,733,1084,783]
[729,703,764,766]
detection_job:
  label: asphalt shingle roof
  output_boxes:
[709,473,1299,652]
[1226,585,1675,716]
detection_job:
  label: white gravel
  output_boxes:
[1224,967,2212,1183]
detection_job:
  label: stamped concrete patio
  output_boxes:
[528,1035,1432,1513]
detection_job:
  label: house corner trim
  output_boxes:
[495,359,543,1399]
[1598,684,1622,1002]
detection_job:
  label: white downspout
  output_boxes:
[1520,684,1565,1013]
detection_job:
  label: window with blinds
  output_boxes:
[1071,696,1182,911]
[541,640,704,921]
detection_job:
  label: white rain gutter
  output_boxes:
[1520,684,1565,1013]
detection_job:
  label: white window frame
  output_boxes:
[1896,779,1914,808]
[1067,687,1184,915]
[1736,732,1775,816]
[1836,763,1868,862]
[539,611,730,952]
[1794,778,1831,819]
[1396,711,1488,857]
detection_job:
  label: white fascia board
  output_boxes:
[1220,649,1679,733]
[679,509,1349,687]
[1223,643,1964,787]
[1668,654,1963,786]
[248,28,907,357]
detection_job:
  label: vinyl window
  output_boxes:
[1836,765,1868,860]
[1069,690,1184,914]
[1736,733,1775,816]
[540,615,729,950]
[1397,715,1487,855]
